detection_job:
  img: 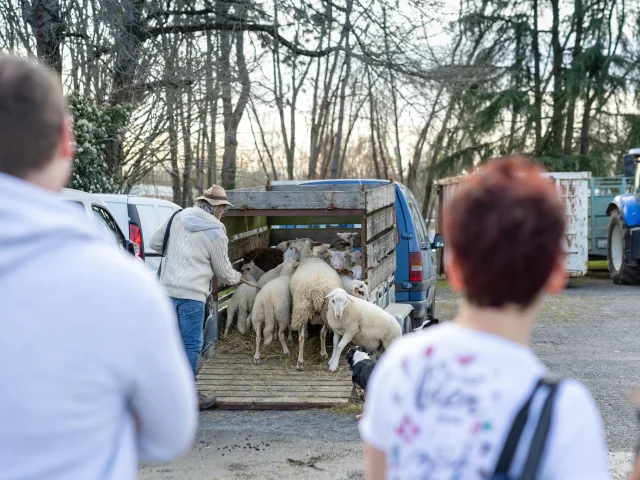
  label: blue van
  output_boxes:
[300,179,443,328]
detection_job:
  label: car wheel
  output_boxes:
[608,209,640,285]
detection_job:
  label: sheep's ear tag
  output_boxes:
[365,279,369,285]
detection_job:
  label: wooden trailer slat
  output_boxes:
[228,229,269,261]
[269,215,360,225]
[210,398,349,410]
[270,228,361,247]
[367,228,396,266]
[366,205,395,241]
[226,190,365,211]
[365,183,396,213]
[268,184,365,192]
[222,215,268,237]
[196,386,351,395]
[367,251,397,292]
[196,378,353,386]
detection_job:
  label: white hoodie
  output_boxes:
[0,173,197,479]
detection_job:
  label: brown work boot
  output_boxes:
[198,392,217,410]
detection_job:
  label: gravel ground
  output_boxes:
[140,276,640,479]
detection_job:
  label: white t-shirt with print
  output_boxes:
[358,322,610,480]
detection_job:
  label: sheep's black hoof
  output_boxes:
[296,360,305,370]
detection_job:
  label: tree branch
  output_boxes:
[144,22,337,57]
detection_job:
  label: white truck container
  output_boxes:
[435,171,591,278]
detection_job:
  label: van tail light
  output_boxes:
[129,224,144,259]
[409,252,423,282]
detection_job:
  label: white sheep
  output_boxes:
[224,273,259,336]
[277,238,314,253]
[326,249,352,272]
[330,232,358,251]
[289,255,342,370]
[251,259,299,362]
[284,240,315,262]
[350,250,362,266]
[241,261,265,281]
[341,275,368,299]
[324,288,402,372]
[351,265,363,280]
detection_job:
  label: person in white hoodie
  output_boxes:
[150,184,242,409]
[0,55,197,479]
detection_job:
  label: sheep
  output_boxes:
[326,249,352,272]
[351,265,363,280]
[251,259,299,362]
[341,276,368,299]
[241,261,265,281]
[284,240,315,262]
[329,232,358,251]
[277,238,314,253]
[324,288,402,372]
[289,255,342,370]
[242,247,284,272]
[224,273,259,336]
[350,250,362,266]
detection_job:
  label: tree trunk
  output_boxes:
[407,86,444,190]
[543,0,565,155]
[532,0,543,154]
[421,100,455,217]
[206,30,218,188]
[383,8,403,183]
[30,0,64,74]
[220,27,251,190]
[179,89,193,208]
[579,90,597,155]
[330,0,353,179]
[563,0,584,155]
[366,68,381,179]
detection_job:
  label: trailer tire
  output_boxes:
[608,209,640,285]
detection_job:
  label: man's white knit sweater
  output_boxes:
[150,207,241,302]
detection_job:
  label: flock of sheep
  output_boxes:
[224,233,402,371]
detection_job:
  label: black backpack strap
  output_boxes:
[157,210,181,279]
[520,378,561,480]
[493,377,561,478]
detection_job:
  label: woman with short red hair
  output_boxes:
[360,156,610,479]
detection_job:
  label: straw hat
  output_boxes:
[194,185,233,207]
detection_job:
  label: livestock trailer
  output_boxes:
[434,171,591,278]
[202,181,404,353]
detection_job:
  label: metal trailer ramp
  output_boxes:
[196,352,355,410]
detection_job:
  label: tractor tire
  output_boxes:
[607,209,640,285]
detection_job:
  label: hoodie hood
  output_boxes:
[0,173,106,275]
[181,207,227,242]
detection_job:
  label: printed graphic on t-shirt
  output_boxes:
[387,346,503,479]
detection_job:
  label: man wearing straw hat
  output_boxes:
[151,185,242,410]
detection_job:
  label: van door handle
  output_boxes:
[401,232,413,240]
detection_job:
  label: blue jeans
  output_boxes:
[171,297,206,378]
